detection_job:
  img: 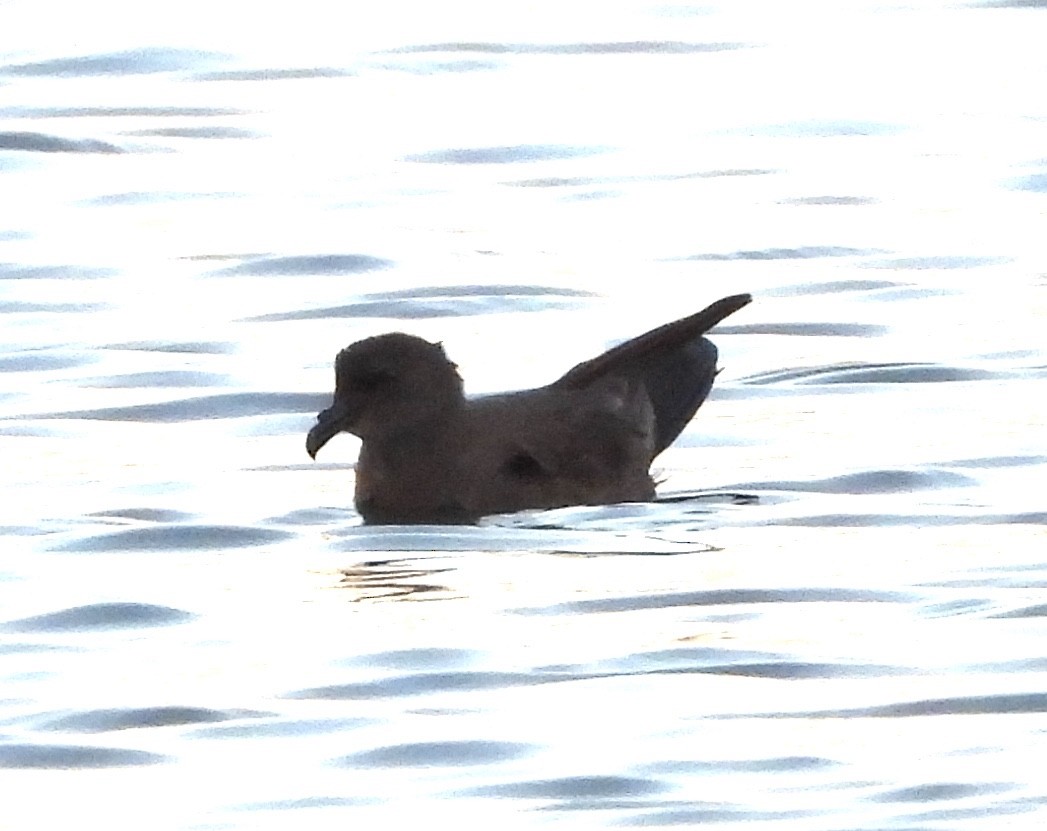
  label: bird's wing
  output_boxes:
[551,293,750,455]
[463,379,658,514]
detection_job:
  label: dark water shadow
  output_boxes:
[248,290,594,324]
[515,587,915,616]
[2,602,194,633]
[125,126,259,140]
[212,253,391,276]
[194,716,368,740]
[0,743,167,769]
[640,755,836,775]
[613,805,818,825]
[40,706,262,732]
[510,167,773,189]
[945,454,1047,469]
[730,469,975,495]
[462,773,666,799]
[775,512,1047,528]
[0,105,245,119]
[869,781,1008,803]
[0,642,79,656]
[770,278,901,295]
[679,245,873,261]
[992,604,1047,619]
[338,739,533,768]
[285,670,560,700]
[340,647,480,670]
[661,661,905,680]
[406,144,607,164]
[0,300,107,314]
[1,47,227,77]
[50,524,292,553]
[978,0,1047,7]
[0,131,123,154]
[0,262,115,280]
[78,370,230,388]
[26,391,324,422]
[0,350,97,372]
[104,339,234,354]
[249,284,592,321]
[743,692,1047,719]
[608,645,908,680]
[862,255,1010,270]
[717,322,888,337]
[742,361,1003,385]
[196,67,353,82]
[784,195,877,205]
[262,507,350,525]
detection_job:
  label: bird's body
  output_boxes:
[306,293,751,524]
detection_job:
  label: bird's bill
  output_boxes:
[305,403,350,458]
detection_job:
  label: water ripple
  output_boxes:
[79,370,230,388]
[0,131,123,154]
[720,322,887,337]
[1,47,226,77]
[195,717,368,740]
[740,469,975,494]
[341,647,480,669]
[198,67,353,82]
[3,602,193,633]
[287,671,554,700]
[871,782,1001,803]
[800,692,1047,718]
[29,391,323,422]
[41,706,258,732]
[465,774,665,799]
[406,144,606,164]
[517,588,914,615]
[50,524,292,552]
[641,756,836,774]
[338,740,533,768]
[103,340,233,354]
[0,351,96,372]
[0,263,115,280]
[682,245,872,261]
[0,743,166,769]
[213,254,391,276]
[250,285,589,321]
[743,362,1001,385]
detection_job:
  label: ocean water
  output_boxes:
[2,0,1046,828]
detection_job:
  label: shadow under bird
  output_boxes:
[306,293,751,524]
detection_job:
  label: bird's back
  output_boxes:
[456,379,659,517]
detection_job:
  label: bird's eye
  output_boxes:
[350,370,394,392]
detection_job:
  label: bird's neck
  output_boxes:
[354,420,469,524]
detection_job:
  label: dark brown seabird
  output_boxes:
[306,293,751,524]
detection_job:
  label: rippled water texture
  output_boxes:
[2,1,1046,828]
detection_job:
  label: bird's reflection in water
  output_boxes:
[338,558,456,601]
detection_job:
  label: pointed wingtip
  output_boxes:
[703,293,752,325]
[554,293,753,391]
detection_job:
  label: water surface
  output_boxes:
[2,1,1046,828]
